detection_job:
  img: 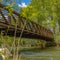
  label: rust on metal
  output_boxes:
[0,3,54,41]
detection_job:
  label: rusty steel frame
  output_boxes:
[0,3,54,41]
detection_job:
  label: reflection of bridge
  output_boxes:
[0,3,54,41]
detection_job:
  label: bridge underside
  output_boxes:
[0,28,53,41]
[0,22,53,41]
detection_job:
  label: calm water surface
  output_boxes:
[20,47,60,60]
[0,55,3,60]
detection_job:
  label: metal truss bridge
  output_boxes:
[0,3,54,41]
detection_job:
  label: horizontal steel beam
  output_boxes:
[0,21,53,41]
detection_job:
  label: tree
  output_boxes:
[21,0,60,33]
[20,5,39,23]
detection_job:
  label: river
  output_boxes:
[20,46,60,60]
[0,46,60,60]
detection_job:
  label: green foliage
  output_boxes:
[20,5,39,23]
[5,3,15,16]
[21,0,60,34]
[0,0,60,47]
[0,0,2,2]
[20,0,60,43]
